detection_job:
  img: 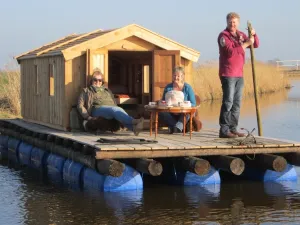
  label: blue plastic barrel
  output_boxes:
[18,142,33,166]
[242,163,298,182]
[46,154,66,185]
[0,135,9,160]
[83,165,143,192]
[7,137,21,164]
[30,147,49,171]
[63,159,84,189]
[158,160,221,186]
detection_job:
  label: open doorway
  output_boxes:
[108,51,152,106]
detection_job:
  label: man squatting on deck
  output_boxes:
[77,70,144,135]
[159,66,196,134]
[218,12,259,138]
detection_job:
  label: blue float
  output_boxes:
[242,164,298,182]
[46,153,66,185]
[18,142,33,166]
[0,135,9,160]
[83,165,143,192]
[63,159,84,189]
[30,147,49,171]
[159,161,221,186]
[7,137,21,164]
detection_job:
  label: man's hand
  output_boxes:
[250,28,256,36]
[249,36,255,44]
[87,116,94,120]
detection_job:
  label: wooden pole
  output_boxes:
[242,154,287,172]
[181,156,211,176]
[247,21,263,136]
[123,158,163,176]
[207,155,245,175]
[96,159,125,177]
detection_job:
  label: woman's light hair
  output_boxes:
[92,69,103,78]
[226,12,240,21]
[173,66,185,76]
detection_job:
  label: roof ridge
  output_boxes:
[36,29,103,56]
[15,33,78,59]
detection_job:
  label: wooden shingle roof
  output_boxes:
[16,24,200,62]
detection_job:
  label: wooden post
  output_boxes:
[207,155,245,175]
[123,158,163,176]
[96,159,125,177]
[247,21,263,136]
[181,156,211,176]
[242,154,287,172]
[278,152,300,166]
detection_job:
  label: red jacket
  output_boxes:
[218,28,259,77]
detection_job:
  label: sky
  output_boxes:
[1,0,300,68]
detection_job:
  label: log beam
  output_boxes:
[242,154,287,172]
[180,156,210,176]
[123,158,163,176]
[96,159,125,177]
[207,155,245,175]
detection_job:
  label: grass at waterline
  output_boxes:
[192,61,290,102]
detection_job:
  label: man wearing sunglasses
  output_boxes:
[77,70,144,135]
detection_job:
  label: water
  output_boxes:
[1,79,300,225]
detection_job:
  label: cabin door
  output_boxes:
[152,50,180,101]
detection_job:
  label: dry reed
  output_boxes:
[0,62,21,115]
[191,60,290,101]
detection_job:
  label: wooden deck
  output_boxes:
[2,118,300,159]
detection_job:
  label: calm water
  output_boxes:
[1,79,300,225]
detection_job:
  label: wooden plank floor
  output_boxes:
[2,119,300,159]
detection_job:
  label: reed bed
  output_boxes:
[192,60,290,102]
[0,62,21,116]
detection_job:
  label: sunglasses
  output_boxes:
[93,78,103,82]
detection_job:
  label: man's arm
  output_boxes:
[77,90,90,120]
[219,34,252,57]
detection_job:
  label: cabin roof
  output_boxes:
[16,24,200,62]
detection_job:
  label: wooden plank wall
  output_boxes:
[64,54,86,129]
[180,58,193,86]
[20,56,64,127]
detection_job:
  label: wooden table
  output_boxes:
[145,106,197,139]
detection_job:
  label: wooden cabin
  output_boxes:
[16,24,200,131]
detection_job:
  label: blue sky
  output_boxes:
[1,0,299,67]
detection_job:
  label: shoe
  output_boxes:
[219,131,238,138]
[173,127,182,133]
[231,131,246,137]
[133,117,144,136]
[83,120,88,131]
[168,127,174,134]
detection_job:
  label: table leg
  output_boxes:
[155,112,158,138]
[150,112,153,136]
[183,113,186,136]
[190,112,194,139]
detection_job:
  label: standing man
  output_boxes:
[218,12,259,138]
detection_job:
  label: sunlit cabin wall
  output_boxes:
[64,54,86,129]
[20,56,65,130]
[180,57,193,86]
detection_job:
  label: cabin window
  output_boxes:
[49,64,55,96]
[143,65,150,94]
[34,65,39,95]
[92,54,105,74]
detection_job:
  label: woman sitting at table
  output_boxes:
[159,66,196,134]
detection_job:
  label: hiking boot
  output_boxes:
[219,131,238,138]
[133,117,144,136]
[231,131,246,137]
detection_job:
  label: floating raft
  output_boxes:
[1,119,300,159]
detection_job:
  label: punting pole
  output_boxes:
[247,21,263,136]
